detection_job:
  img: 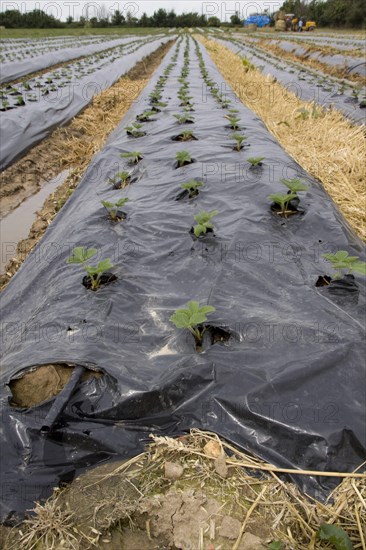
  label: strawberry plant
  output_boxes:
[101,198,129,221]
[269,178,308,216]
[125,123,145,138]
[16,97,25,106]
[174,113,194,124]
[226,114,240,129]
[242,57,255,71]
[322,251,366,279]
[176,150,193,167]
[175,130,196,142]
[108,171,131,189]
[247,157,265,166]
[120,151,143,164]
[67,247,114,291]
[136,110,155,122]
[170,300,216,345]
[180,180,203,198]
[149,91,162,102]
[268,193,298,217]
[231,133,246,151]
[193,210,218,237]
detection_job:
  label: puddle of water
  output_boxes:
[0,169,69,273]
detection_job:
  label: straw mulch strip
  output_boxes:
[3,430,365,549]
[0,40,174,290]
[199,36,366,242]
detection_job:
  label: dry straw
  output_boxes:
[198,36,366,242]
[5,429,365,550]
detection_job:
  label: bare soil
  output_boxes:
[9,363,101,408]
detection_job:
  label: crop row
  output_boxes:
[1,35,365,512]
[0,36,172,170]
[66,35,365,352]
[0,34,125,63]
[216,35,366,123]
[0,37,149,111]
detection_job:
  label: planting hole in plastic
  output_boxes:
[192,324,231,353]
[9,363,102,409]
[82,272,117,290]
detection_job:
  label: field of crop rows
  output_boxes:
[0,33,170,169]
[0,29,365,545]
[213,30,366,125]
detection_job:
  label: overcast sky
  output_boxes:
[1,1,284,21]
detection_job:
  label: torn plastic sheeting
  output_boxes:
[0,36,173,171]
[0,35,154,84]
[0,36,365,522]
[216,37,366,125]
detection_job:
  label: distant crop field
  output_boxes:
[0,26,168,39]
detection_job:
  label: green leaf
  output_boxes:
[101,200,114,209]
[115,198,129,207]
[85,265,98,276]
[67,247,96,264]
[189,312,207,325]
[269,193,297,207]
[247,157,265,166]
[170,311,190,328]
[187,301,200,313]
[96,259,113,273]
[199,305,216,315]
[268,542,283,550]
[170,301,216,332]
[281,178,308,193]
[317,524,353,550]
[194,224,206,237]
[351,261,366,275]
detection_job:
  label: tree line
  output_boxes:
[0,2,365,29]
[0,9,220,29]
[280,0,365,28]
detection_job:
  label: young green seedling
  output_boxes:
[125,122,145,138]
[120,151,143,164]
[247,157,265,167]
[180,180,203,198]
[231,133,246,151]
[176,150,193,167]
[322,251,366,279]
[268,193,298,217]
[108,171,131,189]
[242,58,255,71]
[136,110,155,122]
[177,130,195,141]
[193,210,218,237]
[226,115,240,129]
[170,300,216,345]
[174,113,194,124]
[16,96,25,106]
[101,198,129,221]
[150,91,162,102]
[67,247,114,291]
